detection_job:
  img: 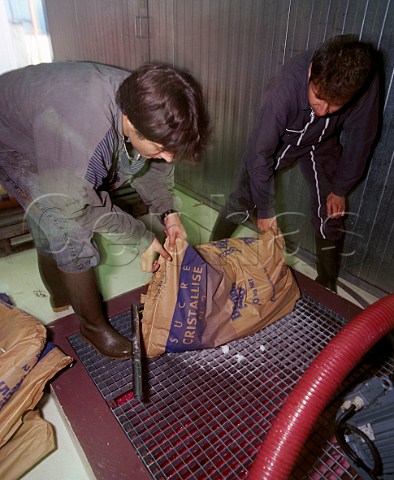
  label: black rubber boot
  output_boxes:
[315,235,342,293]
[210,215,239,241]
[37,253,71,312]
[60,269,132,360]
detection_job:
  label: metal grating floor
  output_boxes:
[68,294,394,480]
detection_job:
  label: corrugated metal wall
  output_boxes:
[45,0,150,69]
[44,0,393,296]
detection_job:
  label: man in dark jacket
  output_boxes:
[0,62,210,359]
[211,36,379,292]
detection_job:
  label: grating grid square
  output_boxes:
[68,294,394,479]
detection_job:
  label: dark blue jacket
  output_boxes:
[245,50,380,218]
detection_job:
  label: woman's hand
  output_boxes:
[163,212,187,251]
[139,214,187,272]
[140,237,172,272]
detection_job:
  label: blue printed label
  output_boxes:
[229,282,247,319]
[166,245,207,353]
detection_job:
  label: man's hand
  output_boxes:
[327,193,346,218]
[163,212,187,251]
[257,216,278,233]
[140,238,172,272]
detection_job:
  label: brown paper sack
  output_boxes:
[0,301,73,478]
[141,228,300,357]
[0,303,47,410]
[0,346,73,448]
[0,410,55,480]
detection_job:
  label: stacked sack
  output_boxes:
[0,299,73,480]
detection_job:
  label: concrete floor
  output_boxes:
[0,189,379,479]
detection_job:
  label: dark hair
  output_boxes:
[116,63,210,162]
[310,35,374,105]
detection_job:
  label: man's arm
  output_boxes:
[245,85,290,224]
[331,72,380,197]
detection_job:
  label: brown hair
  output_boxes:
[116,63,210,162]
[310,35,374,105]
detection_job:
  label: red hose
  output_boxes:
[248,293,394,480]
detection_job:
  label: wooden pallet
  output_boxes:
[0,206,33,257]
